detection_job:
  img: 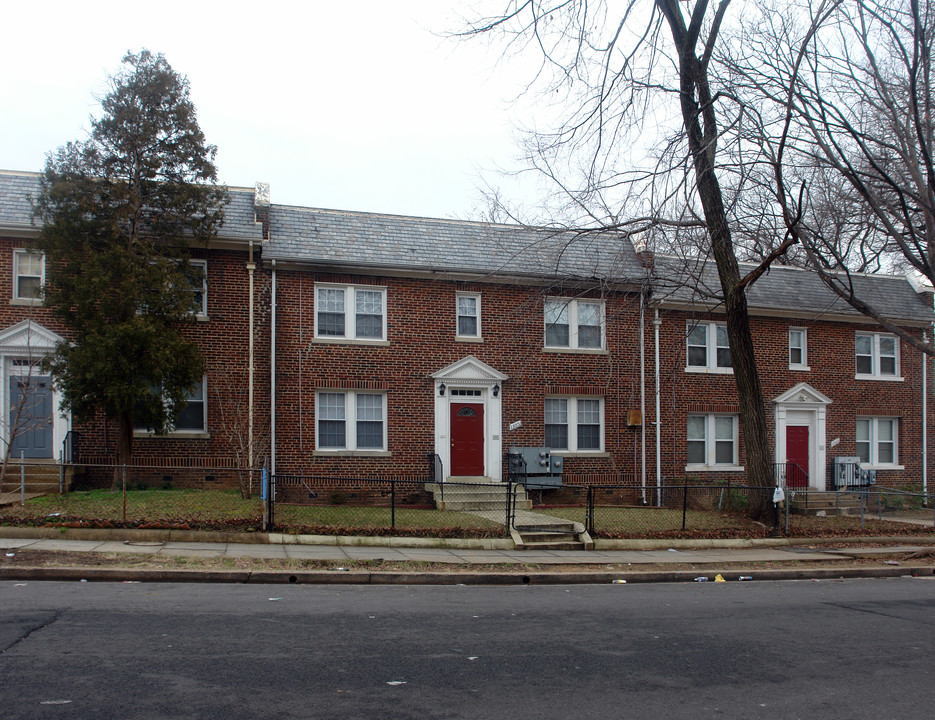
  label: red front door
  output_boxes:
[450,403,485,476]
[786,426,810,488]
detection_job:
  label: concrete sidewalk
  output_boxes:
[2,533,934,575]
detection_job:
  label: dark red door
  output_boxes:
[450,403,485,476]
[786,426,809,488]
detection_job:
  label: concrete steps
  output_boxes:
[0,461,68,495]
[429,479,532,511]
[512,514,592,551]
[788,490,863,516]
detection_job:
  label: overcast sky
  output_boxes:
[1,1,542,220]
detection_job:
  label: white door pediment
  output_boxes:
[431,355,509,383]
[773,382,832,407]
[0,320,65,355]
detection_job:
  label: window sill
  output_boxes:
[854,374,904,382]
[313,450,392,457]
[10,298,43,307]
[684,464,745,472]
[684,366,733,375]
[134,431,211,440]
[862,464,904,471]
[543,347,607,355]
[456,336,483,343]
[789,365,811,372]
[312,337,390,347]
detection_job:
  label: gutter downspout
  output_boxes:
[270,259,277,478]
[640,292,647,504]
[654,309,662,507]
[247,241,255,491]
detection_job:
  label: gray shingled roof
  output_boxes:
[654,255,934,325]
[0,170,263,242]
[265,204,646,283]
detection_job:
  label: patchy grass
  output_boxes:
[0,489,505,538]
[535,506,760,534]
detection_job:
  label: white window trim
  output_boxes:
[315,390,388,454]
[685,321,733,374]
[543,298,606,351]
[544,396,605,455]
[855,332,902,381]
[12,249,44,305]
[789,327,809,371]
[134,376,208,437]
[456,292,482,340]
[685,413,743,471]
[314,283,387,343]
[190,259,208,319]
[856,416,902,469]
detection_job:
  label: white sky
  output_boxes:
[1,1,541,220]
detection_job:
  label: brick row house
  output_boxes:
[1,169,933,494]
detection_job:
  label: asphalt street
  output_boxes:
[2,577,933,719]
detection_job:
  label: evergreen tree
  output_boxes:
[34,50,228,468]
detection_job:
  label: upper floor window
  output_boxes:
[544,298,604,350]
[856,416,898,467]
[315,284,386,341]
[855,332,899,379]
[686,414,740,468]
[456,293,481,338]
[13,250,44,302]
[789,327,808,370]
[544,397,604,452]
[317,391,387,451]
[189,259,207,318]
[686,322,732,372]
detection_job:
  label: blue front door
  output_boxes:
[9,376,54,459]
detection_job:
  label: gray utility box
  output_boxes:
[507,447,563,488]
[832,456,877,490]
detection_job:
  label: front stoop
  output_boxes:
[788,490,863,516]
[429,479,532,512]
[0,460,68,495]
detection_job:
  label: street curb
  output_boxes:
[2,565,933,585]
[2,525,932,550]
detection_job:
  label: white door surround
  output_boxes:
[431,356,508,481]
[0,320,70,461]
[773,382,832,491]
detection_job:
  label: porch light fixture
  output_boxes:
[439,383,446,396]
[493,383,500,397]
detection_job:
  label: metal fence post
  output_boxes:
[506,480,513,533]
[20,451,25,506]
[586,486,594,535]
[391,478,396,529]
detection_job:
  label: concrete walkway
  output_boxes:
[2,534,931,566]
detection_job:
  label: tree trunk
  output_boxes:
[661,1,775,521]
[112,411,134,490]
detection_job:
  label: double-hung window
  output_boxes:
[789,328,808,370]
[855,333,899,379]
[13,250,44,302]
[456,293,481,338]
[134,378,207,434]
[544,299,604,350]
[317,391,387,451]
[686,414,739,468]
[686,322,732,372]
[315,284,386,341]
[856,417,898,467]
[544,397,603,452]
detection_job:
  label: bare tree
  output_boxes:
[724,0,935,353]
[461,1,794,518]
